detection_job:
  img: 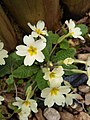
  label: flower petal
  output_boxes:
[44,95,54,107]
[41,88,50,98]
[55,94,65,106]
[29,99,38,113]
[65,19,75,29]
[35,40,46,50]
[24,55,35,66]
[0,49,8,58]
[27,22,36,31]
[0,58,5,65]
[59,86,71,94]
[32,31,39,38]
[35,51,45,62]
[16,45,28,56]
[39,35,46,42]
[36,20,45,30]
[0,96,4,101]
[23,35,35,46]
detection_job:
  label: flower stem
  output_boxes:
[64,69,87,74]
[49,33,70,57]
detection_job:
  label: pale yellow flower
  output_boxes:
[41,85,70,107]
[86,56,90,86]
[13,97,38,120]
[0,42,8,65]
[65,19,84,40]
[16,35,46,66]
[28,20,48,42]
[43,66,64,87]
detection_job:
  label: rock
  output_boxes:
[35,108,45,120]
[79,85,90,93]
[44,108,60,120]
[75,112,90,120]
[60,110,74,120]
[77,53,90,61]
[85,92,90,105]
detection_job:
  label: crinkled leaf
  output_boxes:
[35,70,48,90]
[0,52,23,77]
[54,48,76,62]
[47,31,59,44]
[60,39,69,49]
[77,24,88,36]
[13,65,39,78]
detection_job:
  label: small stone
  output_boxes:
[44,108,60,120]
[85,92,90,105]
[79,85,90,93]
[77,53,90,61]
[60,110,74,120]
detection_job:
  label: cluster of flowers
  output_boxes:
[0,19,89,120]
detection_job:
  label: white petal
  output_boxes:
[45,95,54,107]
[65,19,75,29]
[39,35,46,42]
[0,42,4,50]
[35,51,45,62]
[0,58,5,65]
[41,88,50,98]
[65,95,73,106]
[16,45,28,56]
[0,49,8,58]
[42,30,48,36]
[32,31,39,38]
[27,22,36,31]
[35,40,46,50]
[43,72,50,80]
[59,86,71,94]
[55,94,65,106]
[23,35,35,46]
[29,99,38,113]
[36,20,45,30]
[77,36,85,40]
[50,77,63,87]
[24,55,35,66]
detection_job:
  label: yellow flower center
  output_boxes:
[23,100,30,106]
[49,72,55,79]
[35,29,42,34]
[50,88,59,96]
[28,45,37,56]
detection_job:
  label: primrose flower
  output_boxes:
[0,41,8,65]
[63,58,74,65]
[0,96,4,105]
[65,19,84,40]
[16,35,46,66]
[65,94,78,106]
[28,20,48,42]
[43,66,64,87]
[13,97,38,120]
[41,85,70,107]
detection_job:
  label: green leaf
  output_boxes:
[54,48,76,62]
[6,75,14,85]
[60,39,69,49]
[35,70,48,90]
[43,48,50,61]
[77,24,88,36]
[13,65,39,78]
[0,52,23,77]
[47,31,59,44]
